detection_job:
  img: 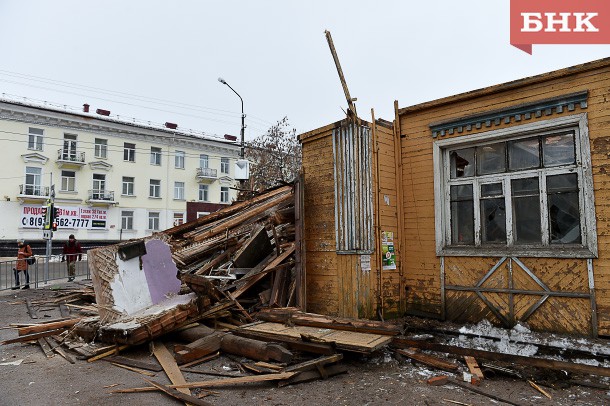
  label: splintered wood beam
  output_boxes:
[143,379,214,406]
[152,341,191,398]
[111,362,156,377]
[220,334,293,364]
[45,336,75,364]
[395,348,458,372]
[1,329,66,345]
[464,356,484,380]
[18,318,82,336]
[278,364,348,387]
[393,338,610,377]
[105,356,163,372]
[25,298,38,319]
[231,244,295,299]
[38,338,54,358]
[87,345,129,362]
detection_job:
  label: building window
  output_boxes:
[220,186,229,203]
[28,128,44,151]
[434,114,597,258]
[198,184,209,201]
[197,211,210,219]
[124,142,136,162]
[174,181,185,200]
[148,212,160,231]
[121,210,134,230]
[175,151,185,169]
[173,212,185,226]
[122,176,135,196]
[24,166,42,195]
[199,154,209,169]
[92,174,106,200]
[61,170,76,192]
[95,138,108,159]
[150,146,162,166]
[149,179,161,198]
[62,134,78,161]
[221,157,230,174]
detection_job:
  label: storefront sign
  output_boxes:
[21,205,108,230]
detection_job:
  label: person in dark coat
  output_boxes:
[13,239,32,289]
[62,234,82,282]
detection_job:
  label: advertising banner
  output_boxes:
[21,205,108,230]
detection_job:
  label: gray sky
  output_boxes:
[1,1,609,141]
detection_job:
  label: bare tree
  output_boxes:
[245,117,301,192]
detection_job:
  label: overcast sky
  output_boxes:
[0,1,609,141]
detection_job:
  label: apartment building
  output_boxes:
[0,98,240,249]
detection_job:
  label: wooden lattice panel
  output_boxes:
[444,257,499,286]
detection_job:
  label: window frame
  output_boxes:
[121,210,134,230]
[200,154,209,169]
[28,127,44,151]
[61,170,76,192]
[173,212,185,226]
[198,184,209,202]
[175,151,185,169]
[94,138,108,159]
[122,176,135,196]
[124,142,136,162]
[148,211,160,231]
[149,179,161,198]
[433,113,597,258]
[150,146,162,166]
[220,186,229,203]
[221,157,229,174]
[174,181,185,200]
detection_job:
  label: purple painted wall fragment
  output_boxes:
[141,239,181,304]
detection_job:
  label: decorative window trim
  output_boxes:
[21,152,48,164]
[89,161,113,171]
[433,113,597,258]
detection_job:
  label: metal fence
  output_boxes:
[0,255,89,291]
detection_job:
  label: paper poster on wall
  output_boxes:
[381,231,396,270]
[21,205,108,230]
[360,254,371,273]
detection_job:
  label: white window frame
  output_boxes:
[61,170,76,192]
[433,113,597,258]
[28,128,44,151]
[24,166,42,195]
[148,211,160,231]
[198,184,209,202]
[121,210,134,230]
[124,142,136,162]
[149,179,161,198]
[199,154,209,169]
[174,181,185,200]
[220,186,229,203]
[94,138,108,159]
[122,176,135,196]
[221,157,230,174]
[150,146,162,166]
[175,151,185,169]
[173,212,185,226]
[197,211,210,219]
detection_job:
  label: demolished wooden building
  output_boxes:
[299,57,610,337]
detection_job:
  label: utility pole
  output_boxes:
[42,173,55,284]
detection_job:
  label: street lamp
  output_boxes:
[218,77,245,159]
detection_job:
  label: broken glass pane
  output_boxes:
[477,143,506,175]
[450,148,475,179]
[481,182,503,197]
[512,178,541,244]
[509,137,540,170]
[543,133,575,167]
[481,198,506,243]
[548,192,581,244]
[450,184,474,245]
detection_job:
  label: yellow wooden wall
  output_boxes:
[397,59,610,335]
[299,119,401,319]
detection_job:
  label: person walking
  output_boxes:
[62,234,83,282]
[13,239,32,290]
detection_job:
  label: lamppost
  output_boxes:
[218,77,245,159]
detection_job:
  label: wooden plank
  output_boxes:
[87,345,129,362]
[152,341,191,398]
[25,299,38,319]
[395,348,458,372]
[105,356,163,372]
[18,318,82,336]
[180,352,220,369]
[446,378,524,406]
[1,329,65,345]
[464,356,484,380]
[393,338,610,377]
[278,364,348,387]
[111,362,156,377]
[58,303,70,317]
[143,379,213,406]
[113,372,297,392]
[45,336,75,364]
[283,354,343,373]
[38,338,54,358]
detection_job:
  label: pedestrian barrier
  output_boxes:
[0,255,89,291]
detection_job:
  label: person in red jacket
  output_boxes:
[13,239,32,289]
[62,234,83,282]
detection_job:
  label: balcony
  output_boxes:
[56,149,86,169]
[86,189,117,206]
[196,167,218,183]
[18,184,50,203]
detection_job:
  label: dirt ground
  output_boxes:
[1,286,610,406]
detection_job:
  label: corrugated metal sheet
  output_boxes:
[332,123,374,253]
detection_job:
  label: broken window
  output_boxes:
[435,114,597,257]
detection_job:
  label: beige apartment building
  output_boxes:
[0,98,239,251]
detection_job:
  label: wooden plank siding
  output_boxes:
[299,118,401,319]
[398,58,610,336]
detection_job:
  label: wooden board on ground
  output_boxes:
[239,322,391,353]
[152,341,191,398]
